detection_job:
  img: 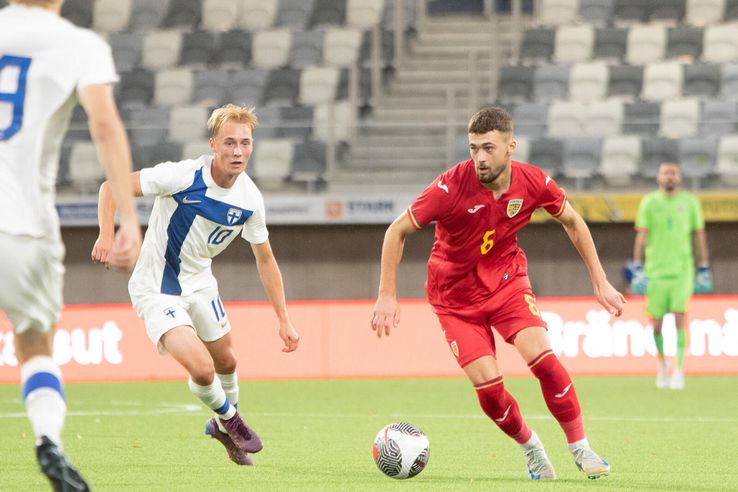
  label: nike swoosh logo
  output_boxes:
[467,204,485,214]
[494,404,511,422]
[182,196,201,204]
[554,383,572,398]
[437,181,449,193]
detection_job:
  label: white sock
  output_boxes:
[215,372,239,432]
[568,438,590,453]
[187,378,235,420]
[520,430,541,450]
[21,356,67,447]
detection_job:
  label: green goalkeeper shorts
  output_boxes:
[645,274,694,319]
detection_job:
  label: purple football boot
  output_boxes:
[219,412,263,453]
[205,418,254,465]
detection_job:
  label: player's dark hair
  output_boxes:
[468,107,514,135]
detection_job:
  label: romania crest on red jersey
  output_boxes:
[506,199,523,218]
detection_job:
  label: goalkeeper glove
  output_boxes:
[694,264,713,294]
[628,262,648,295]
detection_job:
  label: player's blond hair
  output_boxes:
[468,107,514,135]
[207,104,258,138]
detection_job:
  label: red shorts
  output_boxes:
[435,276,546,368]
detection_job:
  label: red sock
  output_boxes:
[528,350,585,443]
[474,376,532,444]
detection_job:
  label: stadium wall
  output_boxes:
[1,297,736,383]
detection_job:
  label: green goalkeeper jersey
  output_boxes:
[635,191,704,279]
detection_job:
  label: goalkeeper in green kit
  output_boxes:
[630,162,711,390]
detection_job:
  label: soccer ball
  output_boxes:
[372,422,430,479]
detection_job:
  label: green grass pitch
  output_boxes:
[1,376,737,491]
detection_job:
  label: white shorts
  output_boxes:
[130,286,231,355]
[0,231,65,334]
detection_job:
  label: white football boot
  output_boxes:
[521,432,557,480]
[670,369,685,390]
[572,444,610,479]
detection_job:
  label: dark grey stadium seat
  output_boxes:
[117,69,155,108]
[336,67,374,104]
[520,28,555,64]
[180,32,216,68]
[254,106,280,139]
[701,100,738,136]
[726,0,738,20]
[192,70,229,105]
[109,33,143,73]
[291,141,327,184]
[529,138,564,177]
[61,0,93,27]
[162,0,202,29]
[512,102,548,137]
[579,0,615,25]
[721,63,738,99]
[666,27,703,60]
[227,69,270,106]
[126,107,170,146]
[309,0,347,28]
[262,69,301,107]
[498,66,534,103]
[593,27,628,61]
[215,31,252,68]
[132,142,183,170]
[640,138,678,177]
[624,101,660,135]
[608,65,643,99]
[289,31,325,68]
[678,137,717,181]
[562,137,603,179]
[129,0,170,31]
[613,0,649,24]
[277,0,315,28]
[650,0,686,23]
[683,64,721,98]
[276,107,314,140]
[359,30,394,68]
[533,65,569,102]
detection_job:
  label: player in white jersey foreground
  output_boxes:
[92,104,300,465]
[0,1,142,490]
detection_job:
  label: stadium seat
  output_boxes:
[299,66,340,106]
[554,25,595,64]
[585,99,624,135]
[168,106,209,143]
[569,62,608,102]
[252,29,292,69]
[61,0,92,28]
[686,0,725,25]
[666,27,704,61]
[701,100,738,135]
[309,0,347,29]
[593,27,628,61]
[251,138,293,185]
[608,65,643,99]
[703,24,738,63]
[214,31,252,69]
[162,0,202,29]
[154,68,194,106]
[642,61,683,101]
[715,134,738,183]
[335,67,373,104]
[183,140,213,159]
[276,0,315,29]
[650,0,687,23]
[678,137,717,183]
[513,135,531,163]
[68,141,103,193]
[313,101,353,142]
[291,141,327,186]
[721,63,738,98]
[144,142,184,167]
[109,33,143,73]
[276,107,314,139]
[727,0,738,18]
[179,32,217,69]
[520,28,556,64]
[359,29,394,68]
[683,63,721,97]
[626,24,667,65]
[579,0,615,25]
[346,0,385,28]
[324,28,363,66]
[192,70,229,106]
[289,31,325,68]
[117,69,155,108]
[533,64,570,102]
[381,0,418,30]
[201,0,237,32]
[129,0,170,31]
[227,69,270,106]
[600,135,641,185]
[236,0,278,30]
[497,66,535,103]
[529,138,564,176]
[262,69,301,107]
[539,0,581,25]
[613,0,649,24]
[624,101,661,134]
[660,98,701,138]
[640,137,679,177]
[513,102,548,137]
[141,30,182,70]
[93,0,132,32]
[562,137,602,182]
[548,101,586,136]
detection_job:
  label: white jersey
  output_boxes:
[0,4,118,237]
[129,155,268,297]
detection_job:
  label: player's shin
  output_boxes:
[216,371,239,432]
[528,350,585,443]
[474,377,531,443]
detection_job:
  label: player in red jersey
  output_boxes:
[371,107,625,481]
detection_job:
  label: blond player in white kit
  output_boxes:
[92,104,300,466]
[0,0,142,490]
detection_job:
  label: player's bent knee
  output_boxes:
[188,363,216,386]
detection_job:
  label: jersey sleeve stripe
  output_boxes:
[407,207,422,230]
[551,190,567,218]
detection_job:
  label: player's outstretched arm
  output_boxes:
[80,82,142,272]
[92,173,142,269]
[371,213,418,338]
[251,240,299,352]
[554,202,626,317]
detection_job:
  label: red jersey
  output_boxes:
[408,160,566,313]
